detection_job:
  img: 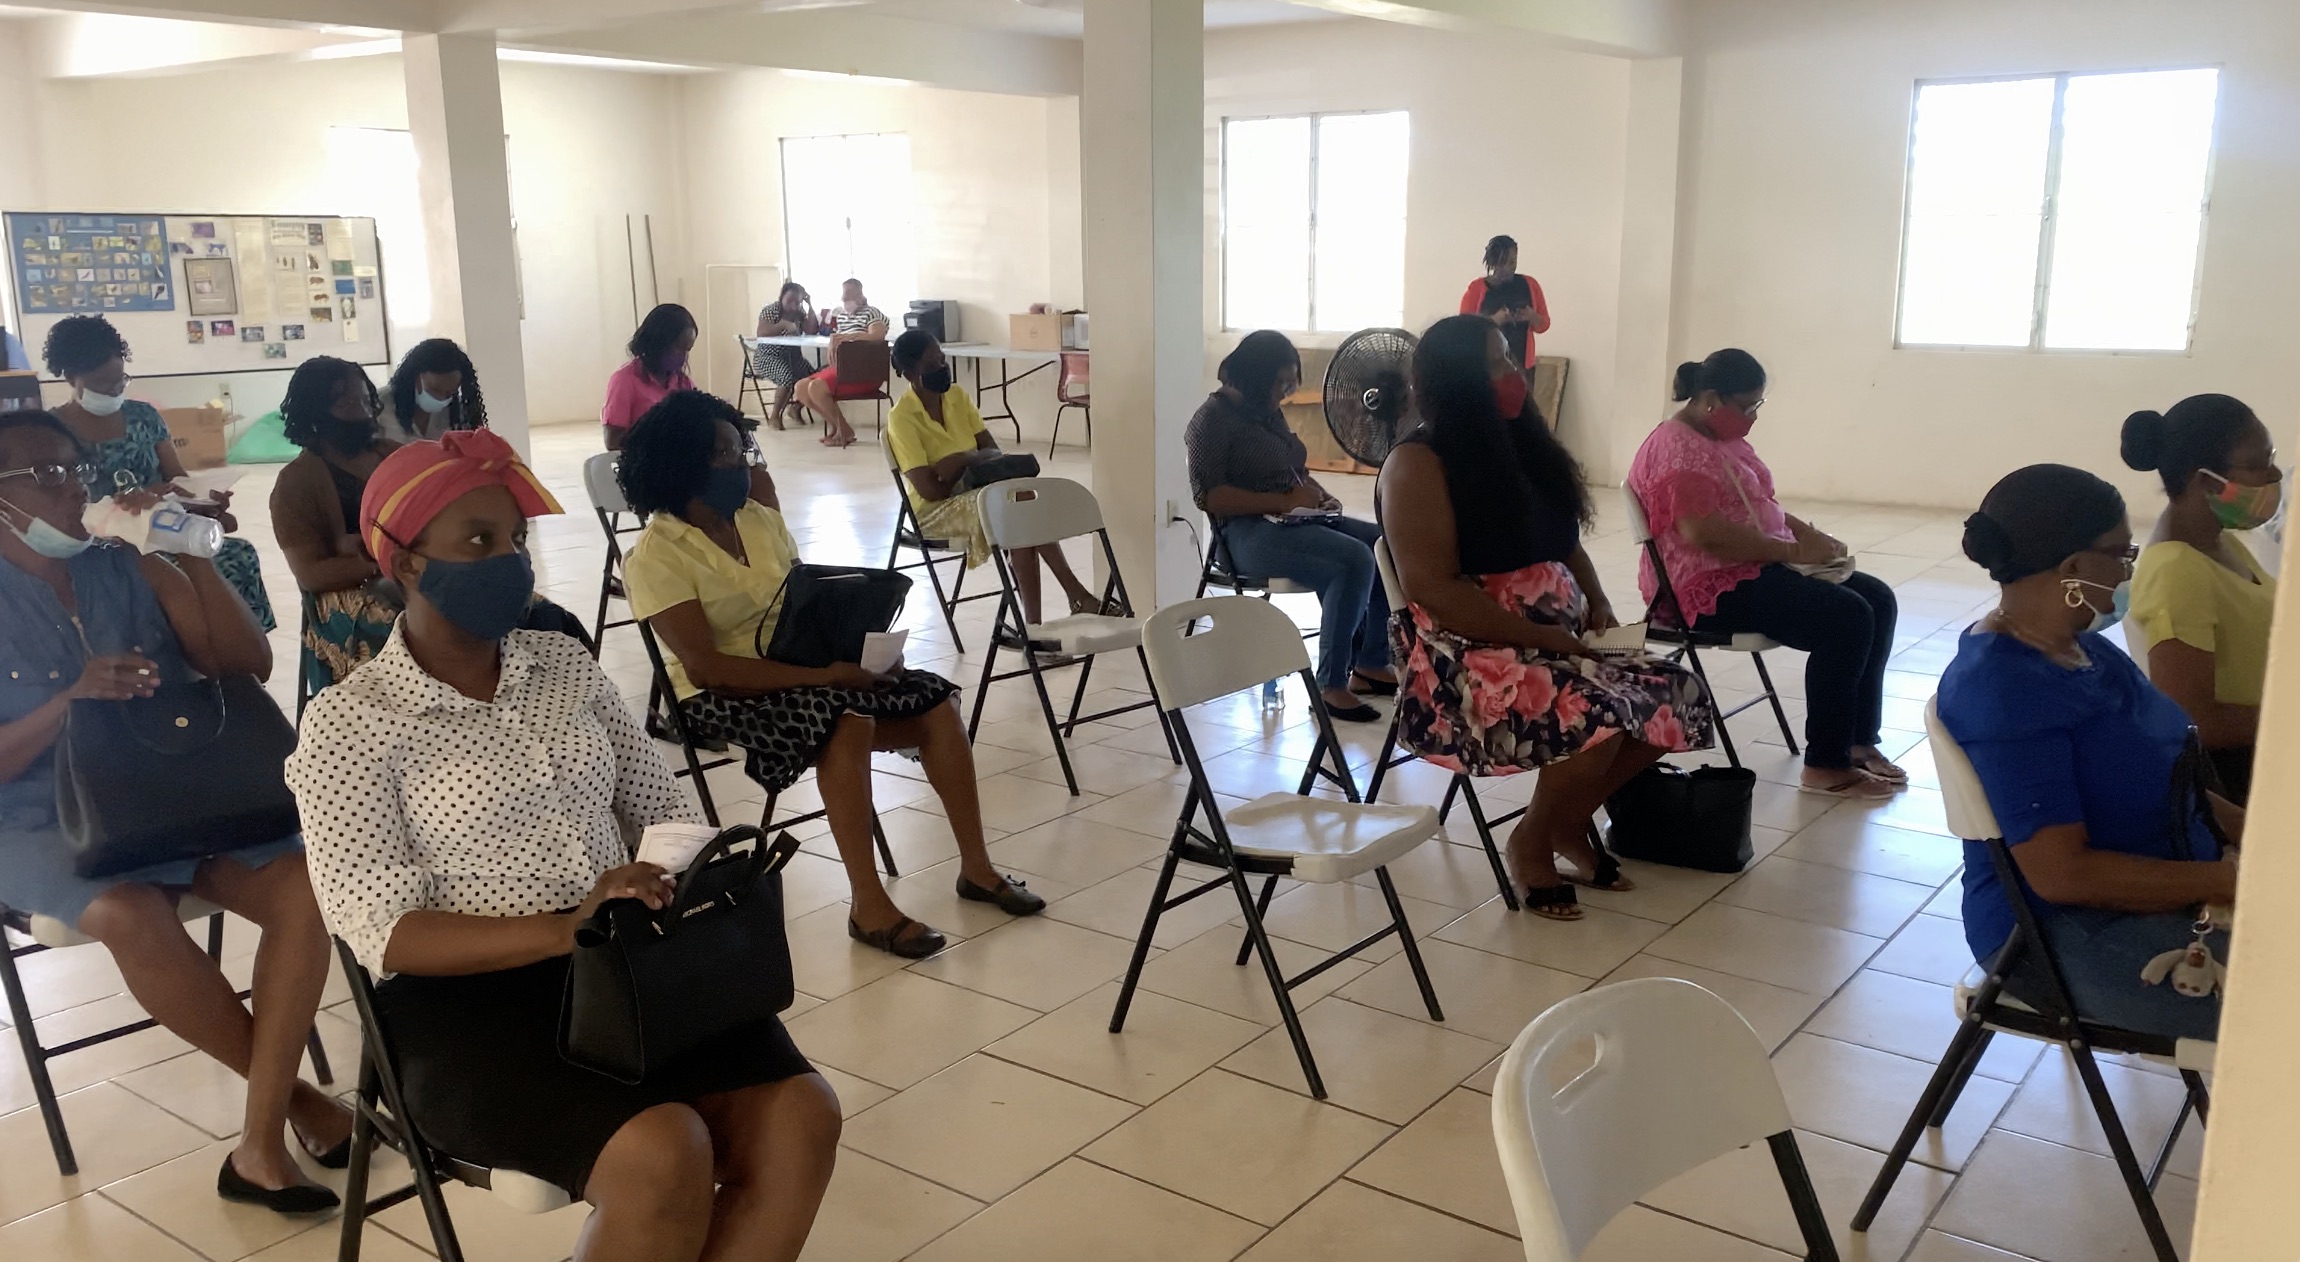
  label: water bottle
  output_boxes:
[82,498,222,558]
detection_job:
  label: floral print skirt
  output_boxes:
[1392,561,1716,776]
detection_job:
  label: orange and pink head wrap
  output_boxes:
[359,428,562,572]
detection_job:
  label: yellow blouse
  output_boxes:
[2128,539,2276,707]
[886,385,988,510]
[622,501,801,698]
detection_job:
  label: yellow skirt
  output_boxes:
[913,491,994,568]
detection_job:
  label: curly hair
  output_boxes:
[280,356,380,453]
[386,337,487,435]
[627,303,698,382]
[1483,235,1517,271]
[616,389,756,518]
[42,315,131,379]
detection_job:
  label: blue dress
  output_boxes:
[84,400,276,632]
[0,543,299,925]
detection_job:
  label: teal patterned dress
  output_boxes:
[82,400,276,631]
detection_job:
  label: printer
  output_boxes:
[904,300,959,343]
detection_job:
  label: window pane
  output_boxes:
[781,133,916,312]
[1897,78,2056,347]
[1223,117,1311,331]
[1312,112,1408,332]
[2043,69,2218,351]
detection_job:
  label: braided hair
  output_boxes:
[386,338,487,436]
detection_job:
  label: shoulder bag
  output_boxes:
[1602,762,1757,873]
[56,675,303,878]
[953,451,1040,493]
[755,564,912,669]
[559,826,803,1084]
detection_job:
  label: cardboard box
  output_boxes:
[1009,312,1067,352]
[161,405,229,470]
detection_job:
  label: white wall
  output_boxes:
[1202,20,1633,472]
[1673,0,2300,510]
[0,21,50,345]
[14,52,684,425]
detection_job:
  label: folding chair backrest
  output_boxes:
[734,333,757,377]
[1493,978,1795,1259]
[1923,696,2003,841]
[979,476,1104,551]
[834,338,890,386]
[1057,351,1090,402]
[583,452,629,516]
[1140,595,1312,710]
[1620,484,1656,547]
[1373,537,1407,611]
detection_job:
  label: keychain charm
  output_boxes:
[2140,916,2226,998]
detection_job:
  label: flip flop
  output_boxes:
[1562,848,1636,893]
[1856,754,1909,783]
[1519,882,1583,921]
[1799,770,1898,800]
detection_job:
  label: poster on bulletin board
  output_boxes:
[7,213,174,313]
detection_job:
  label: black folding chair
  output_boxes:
[734,334,777,420]
[2,902,331,1176]
[1852,700,2211,1262]
[880,431,996,653]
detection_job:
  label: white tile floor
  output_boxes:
[0,417,2198,1261]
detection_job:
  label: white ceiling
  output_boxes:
[777,0,1337,38]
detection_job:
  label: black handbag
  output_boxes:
[953,452,1040,493]
[756,564,911,669]
[559,827,802,1084]
[56,675,302,879]
[1602,763,1757,874]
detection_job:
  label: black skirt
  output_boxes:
[683,669,959,794]
[375,956,812,1197]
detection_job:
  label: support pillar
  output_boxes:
[403,32,530,453]
[1604,55,1684,482]
[1082,0,1203,604]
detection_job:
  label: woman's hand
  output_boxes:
[1583,598,1619,632]
[1525,623,1596,659]
[821,662,885,690]
[1282,482,1326,512]
[111,487,166,515]
[1786,533,1842,566]
[70,653,161,701]
[574,863,674,922]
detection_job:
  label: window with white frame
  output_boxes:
[1896,68,2220,352]
[780,133,917,314]
[1222,110,1409,333]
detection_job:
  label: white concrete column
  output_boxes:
[402,32,530,454]
[1082,0,1203,605]
[1603,55,1684,483]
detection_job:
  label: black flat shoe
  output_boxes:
[1519,882,1583,921]
[1326,700,1382,723]
[299,1133,353,1171]
[646,710,726,752]
[849,915,947,959]
[1350,671,1399,697]
[957,873,1046,916]
[1563,849,1636,893]
[218,1155,341,1216]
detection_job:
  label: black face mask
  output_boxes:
[325,418,377,453]
[920,366,953,395]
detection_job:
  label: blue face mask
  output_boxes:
[700,465,751,520]
[2064,578,2130,634]
[0,495,94,560]
[414,389,454,415]
[415,549,534,642]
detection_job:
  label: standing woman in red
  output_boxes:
[1459,235,1551,372]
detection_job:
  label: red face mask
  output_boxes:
[1705,402,1756,441]
[1492,371,1529,419]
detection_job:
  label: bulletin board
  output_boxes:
[5,211,391,379]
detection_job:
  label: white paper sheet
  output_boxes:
[636,822,720,874]
[861,629,908,674]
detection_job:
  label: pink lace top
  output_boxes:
[1626,418,1793,624]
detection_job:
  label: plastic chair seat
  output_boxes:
[1022,612,1142,656]
[491,1170,571,1214]
[1643,623,1782,654]
[1952,968,2218,1070]
[1205,560,1313,597]
[1214,794,1438,883]
[17,897,228,949]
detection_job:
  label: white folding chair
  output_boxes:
[1492,977,1839,1261]
[968,477,1174,794]
[1109,595,1444,1099]
[1851,699,2210,1262]
[1621,485,1798,767]
[582,452,646,656]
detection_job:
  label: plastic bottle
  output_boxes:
[82,498,222,558]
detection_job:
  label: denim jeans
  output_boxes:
[1695,565,1897,769]
[1218,514,1391,690]
[2007,907,2226,1042]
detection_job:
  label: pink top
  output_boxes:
[600,358,694,431]
[1626,417,1793,624]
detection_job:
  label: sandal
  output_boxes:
[1564,848,1636,893]
[1799,770,1898,800]
[1519,882,1582,921]
[848,915,947,959]
[1855,753,1909,783]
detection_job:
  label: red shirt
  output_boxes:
[1458,274,1551,368]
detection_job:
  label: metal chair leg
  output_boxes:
[1,937,76,1176]
[1925,1027,1993,1127]
[1751,650,1800,755]
[1769,1131,1842,1261]
[1852,1014,1991,1230]
[1454,778,1520,910]
[1376,867,1443,1022]
[1228,864,1323,1099]
[2069,1042,2183,1262]
[1111,848,1183,1033]
[1233,874,1282,967]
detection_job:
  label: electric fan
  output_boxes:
[1321,327,1418,469]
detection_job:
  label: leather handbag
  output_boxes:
[559,827,803,1085]
[953,452,1040,493]
[56,675,302,879]
[1603,763,1757,874]
[757,563,912,669]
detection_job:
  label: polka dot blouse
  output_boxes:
[287,624,697,977]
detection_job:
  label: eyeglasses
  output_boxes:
[2092,543,2140,577]
[0,462,98,489]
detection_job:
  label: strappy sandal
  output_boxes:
[1520,882,1583,921]
[848,915,947,959]
[1563,848,1636,894]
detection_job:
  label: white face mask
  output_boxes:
[414,389,454,415]
[77,386,125,417]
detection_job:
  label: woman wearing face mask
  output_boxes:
[270,357,401,693]
[1185,330,1394,720]
[1382,316,1716,920]
[40,315,275,630]
[1943,464,2240,1040]
[1458,235,1550,372]
[287,429,840,1259]
[1626,349,1903,798]
[2119,394,2279,803]
[602,304,698,453]
[386,337,488,440]
[0,410,352,1213]
[885,328,1100,632]
[621,389,1043,958]
[752,281,818,431]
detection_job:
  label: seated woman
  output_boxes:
[1627,348,1903,798]
[886,328,1101,635]
[792,279,888,449]
[386,337,488,440]
[2119,394,2278,803]
[270,357,401,693]
[1380,316,1717,920]
[620,390,1044,959]
[0,410,349,1212]
[1943,464,2238,1041]
[288,430,839,1260]
[41,314,275,630]
[1185,331,1394,722]
[602,304,698,452]
[753,281,819,430]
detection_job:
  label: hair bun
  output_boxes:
[1961,511,2015,572]
[1670,361,1702,402]
[2119,409,2167,471]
